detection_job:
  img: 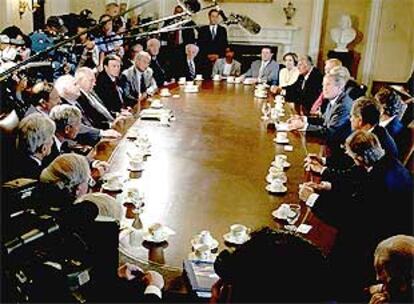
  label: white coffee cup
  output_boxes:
[179,77,186,84]
[198,230,214,246]
[213,74,221,81]
[195,74,203,80]
[106,175,122,188]
[194,244,211,260]
[149,223,164,241]
[270,180,285,191]
[151,99,161,108]
[230,224,248,239]
[227,76,235,83]
[129,159,144,171]
[275,95,285,103]
[276,132,288,141]
[234,77,241,83]
[186,81,194,86]
[274,154,287,167]
[160,88,170,96]
[275,103,284,111]
[126,187,140,200]
[268,171,287,183]
[160,113,169,125]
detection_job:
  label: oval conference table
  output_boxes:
[94,80,338,296]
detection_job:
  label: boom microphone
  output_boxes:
[177,0,201,14]
[236,14,261,35]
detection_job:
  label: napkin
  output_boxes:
[297,224,312,234]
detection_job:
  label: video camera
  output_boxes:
[2,181,120,303]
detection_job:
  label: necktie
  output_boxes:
[258,61,267,80]
[324,100,334,126]
[189,60,195,79]
[301,77,307,90]
[175,30,181,45]
[140,73,146,94]
[211,26,216,40]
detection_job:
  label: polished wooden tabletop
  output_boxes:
[97,81,337,273]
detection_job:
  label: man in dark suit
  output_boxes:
[95,55,126,115]
[147,38,171,87]
[75,67,127,132]
[55,74,120,145]
[161,5,196,49]
[303,96,399,191]
[43,104,82,167]
[161,5,197,75]
[299,131,412,302]
[176,44,202,81]
[7,113,56,181]
[274,55,323,115]
[197,9,228,78]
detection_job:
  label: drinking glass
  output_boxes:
[261,102,271,120]
[284,204,301,231]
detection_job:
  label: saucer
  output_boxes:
[191,237,219,250]
[266,173,287,184]
[271,160,291,168]
[243,79,255,85]
[150,103,163,109]
[128,165,144,172]
[275,123,290,132]
[142,232,169,243]
[142,226,175,243]
[160,92,171,97]
[102,183,123,192]
[266,184,287,194]
[272,209,287,220]
[188,252,217,262]
[223,232,250,245]
[274,137,290,144]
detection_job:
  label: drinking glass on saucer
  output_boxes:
[284,204,301,231]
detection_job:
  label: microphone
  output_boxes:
[235,14,261,34]
[181,0,201,13]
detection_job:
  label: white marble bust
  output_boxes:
[330,14,356,52]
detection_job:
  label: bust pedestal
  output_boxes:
[327,50,360,78]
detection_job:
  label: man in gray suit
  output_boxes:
[120,51,157,107]
[240,46,280,85]
[212,46,241,78]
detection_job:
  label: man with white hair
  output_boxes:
[45,104,82,165]
[40,153,91,201]
[7,113,56,180]
[368,235,414,303]
[177,44,201,81]
[55,74,120,144]
[75,67,127,131]
[120,50,157,107]
[147,38,170,87]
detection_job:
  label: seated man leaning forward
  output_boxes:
[120,50,158,108]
